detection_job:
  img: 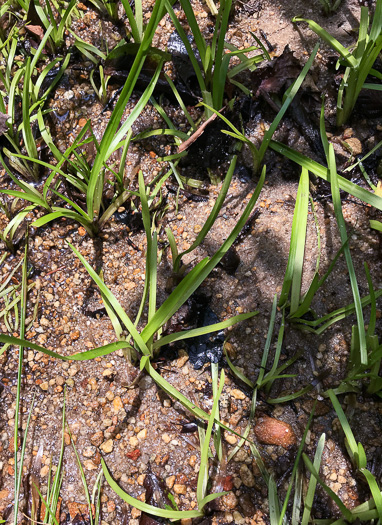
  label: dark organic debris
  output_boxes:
[219,246,241,274]
[179,109,237,172]
[167,31,201,99]
[188,305,225,369]
[178,110,220,153]
[104,41,197,104]
[139,467,174,524]
[253,46,301,96]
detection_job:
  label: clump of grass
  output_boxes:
[165,0,267,116]
[194,41,318,174]
[293,0,382,126]
[0,26,69,181]
[318,0,342,15]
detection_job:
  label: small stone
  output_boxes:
[176,355,189,368]
[344,137,362,155]
[231,389,246,400]
[91,431,104,447]
[130,436,139,447]
[70,330,80,341]
[40,465,50,477]
[173,484,187,495]
[137,428,147,440]
[39,382,49,391]
[78,118,87,128]
[162,433,171,444]
[131,508,141,519]
[225,433,237,445]
[253,416,296,448]
[0,489,9,500]
[232,511,245,524]
[83,446,96,458]
[66,378,74,387]
[239,464,255,488]
[88,378,98,390]
[107,501,116,513]
[84,460,98,470]
[106,390,115,401]
[113,396,124,413]
[100,439,113,454]
[166,475,176,489]
[138,375,153,390]
[222,492,238,510]
[68,365,78,376]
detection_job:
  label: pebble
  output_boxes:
[166,475,175,488]
[68,365,79,376]
[137,428,147,440]
[138,375,153,390]
[83,446,96,458]
[254,415,296,448]
[344,137,362,155]
[222,492,238,510]
[130,436,139,447]
[231,389,246,400]
[173,484,187,495]
[162,433,171,444]
[239,464,255,487]
[100,440,113,454]
[225,433,237,445]
[232,511,245,524]
[84,460,98,470]
[113,396,123,413]
[39,382,49,391]
[40,465,50,477]
[91,431,104,447]
[131,508,141,518]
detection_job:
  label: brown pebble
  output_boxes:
[100,439,113,453]
[90,430,104,447]
[173,484,187,495]
[70,330,80,341]
[254,415,296,448]
[222,492,238,510]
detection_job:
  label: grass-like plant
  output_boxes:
[318,0,342,16]
[29,0,77,52]
[196,42,318,173]
[87,0,119,21]
[165,0,267,116]
[0,3,171,237]
[89,65,111,105]
[0,27,69,181]
[303,391,382,523]
[293,0,382,126]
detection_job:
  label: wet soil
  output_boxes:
[1,0,382,524]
